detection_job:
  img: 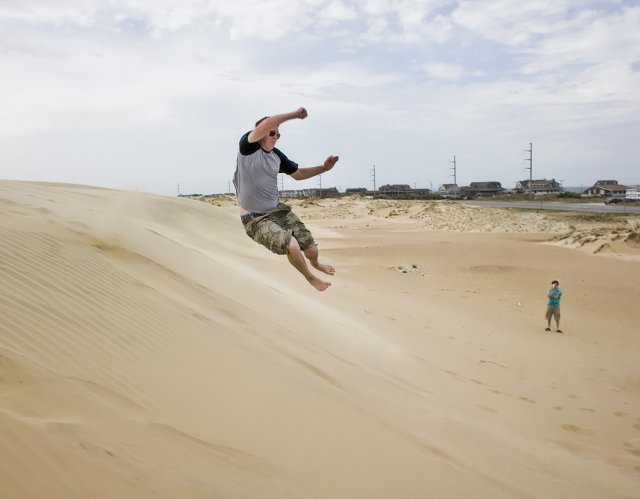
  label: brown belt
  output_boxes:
[241,212,265,225]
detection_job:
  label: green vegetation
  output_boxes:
[557,191,582,199]
[483,192,602,203]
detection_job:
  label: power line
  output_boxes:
[524,142,533,196]
[371,164,376,191]
[449,155,457,185]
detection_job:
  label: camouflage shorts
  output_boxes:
[243,203,316,255]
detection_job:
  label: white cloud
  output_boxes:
[321,0,358,23]
[0,26,251,136]
[0,0,97,26]
[417,61,466,80]
[423,14,454,43]
[1,1,639,194]
[452,0,571,47]
[521,5,640,72]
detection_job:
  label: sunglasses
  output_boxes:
[269,130,281,138]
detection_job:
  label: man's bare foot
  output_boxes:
[312,262,335,276]
[308,275,332,291]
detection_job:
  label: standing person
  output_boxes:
[233,107,339,291]
[545,280,562,333]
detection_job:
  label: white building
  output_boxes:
[626,187,640,200]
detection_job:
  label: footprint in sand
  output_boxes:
[624,439,640,456]
[479,359,508,369]
[477,405,498,413]
[561,424,592,435]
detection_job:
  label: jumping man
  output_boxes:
[233,107,339,291]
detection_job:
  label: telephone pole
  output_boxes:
[371,164,377,192]
[450,155,457,185]
[524,142,533,196]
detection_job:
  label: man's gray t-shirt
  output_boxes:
[233,132,299,213]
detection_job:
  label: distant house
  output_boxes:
[377,184,411,198]
[316,187,340,197]
[582,181,627,198]
[376,184,431,198]
[410,188,432,197]
[626,187,640,200]
[345,187,369,195]
[465,181,505,197]
[439,184,460,197]
[515,179,563,195]
[378,184,411,195]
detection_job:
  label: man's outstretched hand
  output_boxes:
[323,155,339,172]
[295,107,308,119]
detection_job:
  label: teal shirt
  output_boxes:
[548,288,562,308]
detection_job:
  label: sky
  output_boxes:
[2,0,639,196]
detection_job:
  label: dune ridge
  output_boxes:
[1,180,639,498]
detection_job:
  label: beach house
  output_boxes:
[515,179,563,195]
[461,181,505,198]
[582,180,627,199]
[439,184,460,197]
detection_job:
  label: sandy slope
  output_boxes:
[1,181,639,498]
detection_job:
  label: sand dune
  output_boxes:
[1,181,639,498]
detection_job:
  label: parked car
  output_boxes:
[605,197,640,204]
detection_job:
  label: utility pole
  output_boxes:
[450,155,457,185]
[524,142,533,197]
[371,164,377,192]
[177,183,181,196]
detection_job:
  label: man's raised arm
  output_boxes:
[247,107,308,143]
[290,155,340,181]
